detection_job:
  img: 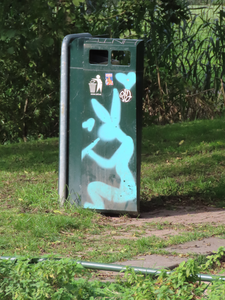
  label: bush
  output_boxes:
[1,0,225,143]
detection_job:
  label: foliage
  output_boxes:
[1,0,225,141]
[0,258,105,299]
[203,246,225,270]
[140,1,225,124]
[0,0,86,144]
[0,0,204,143]
[1,253,225,299]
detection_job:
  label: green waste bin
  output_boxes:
[59,34,144,215]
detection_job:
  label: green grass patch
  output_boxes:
[0,117,225,263]
[141,117,225,209]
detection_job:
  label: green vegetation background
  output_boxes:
[1,0,225,144]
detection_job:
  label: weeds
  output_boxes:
[1,252,225,299]
[142,2,225,124]
[204,246,225,270]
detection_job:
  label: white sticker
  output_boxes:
[89,75,103,95]
[119,89,132,103]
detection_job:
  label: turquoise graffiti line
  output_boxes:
[115,72,136,90]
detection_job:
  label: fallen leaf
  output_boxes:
[179,140,184,146]
[53,210,62,214]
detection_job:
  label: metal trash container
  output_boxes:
[59,34,144,215]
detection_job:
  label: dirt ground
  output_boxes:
[132,206,225,225]
[107,205,225,231]
[93,205,225,280]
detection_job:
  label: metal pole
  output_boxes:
[59,33,91,207]
[1,256,225,283]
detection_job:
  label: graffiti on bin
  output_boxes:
[81,72,136,209]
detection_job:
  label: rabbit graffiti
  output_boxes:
[81,72,136,210]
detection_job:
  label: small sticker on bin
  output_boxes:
[105,73,113,86]
[119,88,132,103]
[89,75,102,95]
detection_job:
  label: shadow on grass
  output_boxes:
[142,153,225,181]
[0,139,59,173]
[141,147,225,165]
[142,117,225,161]
[140,178,225,213]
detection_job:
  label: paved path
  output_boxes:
[96,206,225,280]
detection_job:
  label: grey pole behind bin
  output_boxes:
[59,33,91,207]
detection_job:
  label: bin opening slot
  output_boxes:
[111,51,130,65]
[89,50,108,64]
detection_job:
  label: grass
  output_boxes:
[1,117,225,263]
[141,117,225,209]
